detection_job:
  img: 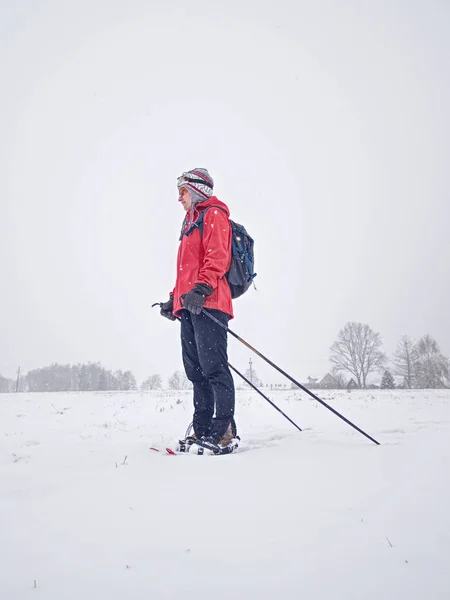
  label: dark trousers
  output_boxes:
[180,309,236,441]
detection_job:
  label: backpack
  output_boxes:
[184,206,256,299]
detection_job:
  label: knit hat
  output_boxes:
[177,168,214,204]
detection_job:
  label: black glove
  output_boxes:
[160,296,176,321]
[182,284,213,315]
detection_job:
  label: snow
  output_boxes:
[1,388,450,599]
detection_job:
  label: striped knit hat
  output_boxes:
[177,168,214,204]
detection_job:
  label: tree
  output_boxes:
[141,374,162,390]
[415,335,449,388]
[87,362,102,391]
[244,358,260,387]
[120,370,137,391]
[97,371,109,391]
[347,377,358,390]
[70,365,80,391]
[113,370,124,390]
[381,369,395,389]
[22,362,138,392]
[168,370,191,390]
[331,368,348,389]
[79,364,90,391]
[330,322,386,389]
[392,335,419,388]
[0,375,13,393]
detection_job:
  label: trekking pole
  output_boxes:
[201,309,380,446]
[228,362,302,433]
[152,302,303,433]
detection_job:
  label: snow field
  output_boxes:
[1,389,449,599]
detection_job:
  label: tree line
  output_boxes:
[0,364,192,393]
[1,323,448,393]
[0,363,138,393]
[329,322,449,389]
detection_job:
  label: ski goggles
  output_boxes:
[177,172,210,188]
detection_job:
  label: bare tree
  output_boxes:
[168,370,192,390]
[415,335,449,388]
[330,322,386,388]
[141,374,162,390]
[392,335,419,388]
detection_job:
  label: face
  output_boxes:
[179,187,192,211]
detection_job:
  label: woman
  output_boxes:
[160,168,238,454]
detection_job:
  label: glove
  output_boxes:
[182,284,213,315]
[160,296,176,321]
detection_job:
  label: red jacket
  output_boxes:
[171,196,234,318]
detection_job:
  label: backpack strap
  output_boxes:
[184,205,228,237]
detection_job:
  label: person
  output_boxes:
[160,168,238,454]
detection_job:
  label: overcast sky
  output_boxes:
[1,0,449,385]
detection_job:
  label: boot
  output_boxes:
[190,424,240,455]
[217,424,234,447]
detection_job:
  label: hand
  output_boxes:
[182,284,213,315]
[160,296,176,321]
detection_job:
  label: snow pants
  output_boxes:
[180,309,236,441]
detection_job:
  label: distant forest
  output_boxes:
[1,322,449,392]
[0,363,138,393]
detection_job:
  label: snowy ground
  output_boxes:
[1,388,450,600]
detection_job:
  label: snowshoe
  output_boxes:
[176,435,197,453]
[189,435,240,456]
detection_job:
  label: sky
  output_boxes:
[1,0,449,386]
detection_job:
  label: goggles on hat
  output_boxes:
[177,172,210,188]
